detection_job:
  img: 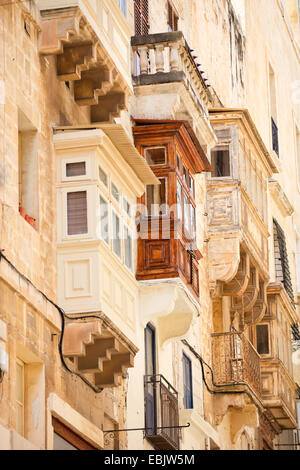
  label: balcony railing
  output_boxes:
[271,117,279,156]
[144,374,179,450]
[131,32,212,113]
[212,331,262,398]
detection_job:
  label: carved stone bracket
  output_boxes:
[39,6,130,122]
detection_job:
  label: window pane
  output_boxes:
[123,197,131,216]
[256,324,269,355]
[100,196,109,244]
[146,179,167,216]
[124,226,133,271]
[145,147,166,165]
[111,182,120,202]
[99,166,108,187]
[66,162,86,177]
[183,354,193,409]
[54,433,78,451]
[184,195,190,235]
[176,181,182,220]
[67,191,88,235]
[112,212,121,258]
[211,147,230,177]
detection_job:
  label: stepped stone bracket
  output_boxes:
[62,317,137,388]
[39,6,131,122]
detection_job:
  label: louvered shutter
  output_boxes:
[67,191,88,235]
[273,219,294,301]
[134,0,149,36]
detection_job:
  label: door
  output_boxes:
[145,324,157,435]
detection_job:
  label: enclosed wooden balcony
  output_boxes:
[39,1,132,122]
[134,120,211,301]
[212,331,262,399]
[144,375,180,450]
[255,283,299,429]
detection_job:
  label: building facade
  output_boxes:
[0,0,299,451]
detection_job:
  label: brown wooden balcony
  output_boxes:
[134,120,211,302]
[212,331,262,398]
[144,374,180,450]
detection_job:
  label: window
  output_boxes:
[134,0,149,36]
[256,324,270,355]
[18,109,39,227]
[66,162,86,177]
[52,417,97,451]
[67,191,88,235]
[123,197,131,216]
[167,1,179,32]
[111,182,120,203]
[115,0,127,16]
[145,147,166,166]
[124,226,133,271]
[100,195,109,244]
[99,165,108,187]
[269,64,279,156]
[273,219,294,301]
[112,211,121,258]
[16,359,25,436]
[146,178,167,216]
[183,353,193,409]
[211,146,230,177]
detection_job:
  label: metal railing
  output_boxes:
[212,331,262,397]
[144,374,179,450]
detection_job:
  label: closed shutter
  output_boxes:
[183,353,193,409]
[66,162,86,177]
[67,191,88,235]
[273,219,294,302]
[134,0,149,36]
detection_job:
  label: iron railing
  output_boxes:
[212,331,262,398]
[271,117,279,156]
[144,374,179,450]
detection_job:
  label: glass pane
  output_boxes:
[211,147,230,177]
[145,147,166,166]
[111,182,120,202]
[184,195,190,235]
[146,179,167,216]
[100,196,109,244]
[123,197,131,216]
[112,212,121,258]
[99,165,108,187]
[176,181,182,220]
[256,324,269,355]
[124,226,132,271]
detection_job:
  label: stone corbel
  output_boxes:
[139,279,199,346]
[230,266,259,321]
[223,251,250,297]
[208,237,241,297]
[244,280,267,325]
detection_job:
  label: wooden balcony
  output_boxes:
[212,331,262,398]
[258,283,299,429]
[144,375,180,450]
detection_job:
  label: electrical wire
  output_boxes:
[181,339,280,434]
[0,250,104,393]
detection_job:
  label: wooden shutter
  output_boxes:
[273,219,294,301]
[67,191,88,235]
[66,162,86,177]
[134,0,149,36]
[168,1,179,32]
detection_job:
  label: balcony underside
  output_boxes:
[62,317,137,388]
[39,6,130,122]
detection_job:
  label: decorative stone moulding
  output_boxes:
[139,279,200,347]
[39,5,131,122]
[269,179,295,217]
